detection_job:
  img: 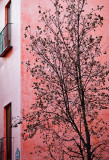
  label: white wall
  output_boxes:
[0,0,21,159]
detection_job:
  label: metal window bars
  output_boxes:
[0,23,12,57]
[0,138,4,160]
[0,137,14,160]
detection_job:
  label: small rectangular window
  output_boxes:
[5,0,11,24]
[0,0,12,57]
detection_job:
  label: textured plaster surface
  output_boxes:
[21,1,54,159]
[20,0,109,159]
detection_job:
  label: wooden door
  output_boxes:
[6,104,12,160]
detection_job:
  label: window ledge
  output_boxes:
[0,46,13,57]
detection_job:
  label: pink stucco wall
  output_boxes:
[0,0,109,159]
[21,1,54,159]
[20,0,109,160]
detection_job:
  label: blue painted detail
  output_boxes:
[16,148,20,160]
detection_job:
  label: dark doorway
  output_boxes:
[6,103,12,160]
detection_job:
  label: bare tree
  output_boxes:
[20,0,109,159]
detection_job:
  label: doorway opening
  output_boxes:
[4,103,12,160]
